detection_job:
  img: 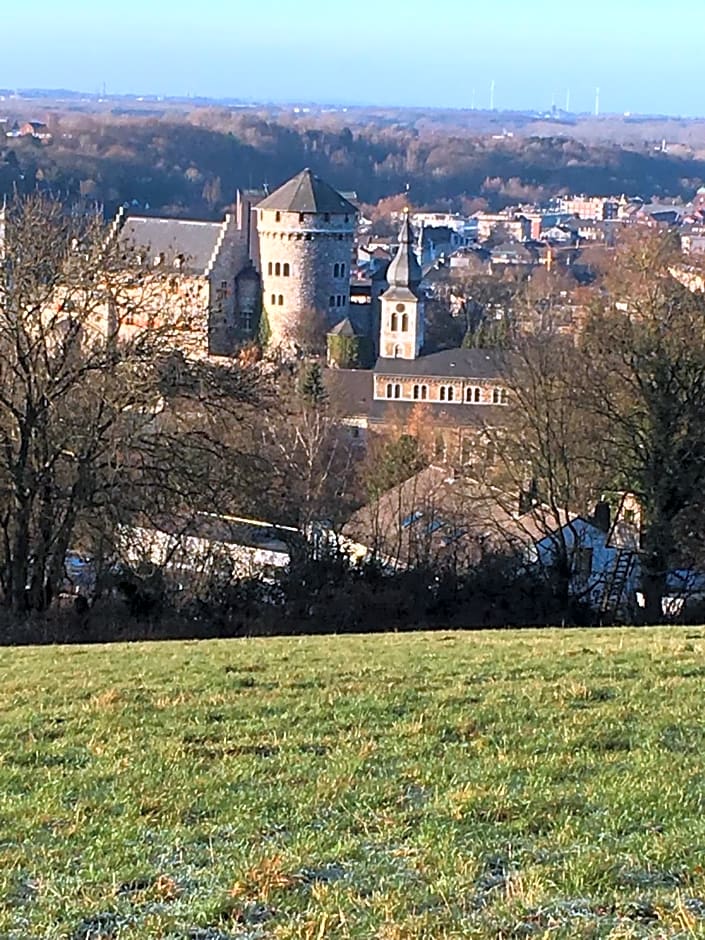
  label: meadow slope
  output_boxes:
[1,629,705,938]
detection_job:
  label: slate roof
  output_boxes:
[374,348,507,380]
[328,317,359,338]
[119,216,224,275]
[257,168,357,215]
[384,215,422,296]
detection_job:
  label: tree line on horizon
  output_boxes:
[1,110,704,218]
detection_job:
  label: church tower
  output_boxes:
[379,214,424,359]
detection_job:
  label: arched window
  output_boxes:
[275,211,281,222]
[393,344,402,358]
[401,313,409,332]
[283,263,290,276]
[267,262,273,275]
[340,262,346,277]
[413,384,420,400]
[475,388,481,403]
[394,383,401,399]
[275,262,281,276]
[333,263,340,277]
[421,385,428,400]
[493,388,508,404]
[278,295,284,306]
[466,387,473,403]
[386,383,393,398]
[329,296,336,308]
[439,386,447,402]
[447,386,455,402]
[271,294,276,305]
[390,312,398,331]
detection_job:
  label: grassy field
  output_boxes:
[2,629,705,939]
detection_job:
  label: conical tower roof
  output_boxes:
[385,214,422,293]
[258,168,357,215]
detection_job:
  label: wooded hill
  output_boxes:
[2,110,704,217]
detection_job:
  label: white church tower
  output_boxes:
[379,214,424,360]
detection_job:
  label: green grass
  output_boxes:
[2,629,705,938]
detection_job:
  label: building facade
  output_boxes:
[256,169,357,348]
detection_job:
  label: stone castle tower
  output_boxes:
[379,214,425,359]
[256,169,357,348]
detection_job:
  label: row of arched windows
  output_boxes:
[383,384,509,404]
[267,262,291,276]
[333,262,346,278]
[390,312,410,332]
[270,294,284,306]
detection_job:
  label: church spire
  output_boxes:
[385,212,422,293]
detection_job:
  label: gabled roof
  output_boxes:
[118,216,225,275]
[328,317,359,338]
[375,347,506,379]
[257,168,357,215]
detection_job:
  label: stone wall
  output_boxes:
[257,207,355,348]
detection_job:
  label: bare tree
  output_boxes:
[0,195,260,615]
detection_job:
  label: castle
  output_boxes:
[107,168,358,355]
[107,168,509,463]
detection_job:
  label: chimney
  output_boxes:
[593,500,611,533]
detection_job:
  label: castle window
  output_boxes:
[466,386,481,403]
[447,386,455,402]
[393,344,402,357]
[492,387,508,404]
[329,295,336,308]
[299,213,305,223]
[386,382,393,399]
[333,263,340,277]
[283,262,290,276]
[413,384,420,400]
[278,294,284,306]
[393,383,401,399]
[340,262,346,277]
[275,211,281,222]
[401,313,409,332]
[275,262,281,276]
[390,312,398,331]
[241,311,253,332]
[440,385,455,402]
[439,387,446,402]
[268,261,273,275]
[271,294,276,306]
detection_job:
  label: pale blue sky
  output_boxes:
[2,0,703,115]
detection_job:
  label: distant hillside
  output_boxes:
[2,109,704,216]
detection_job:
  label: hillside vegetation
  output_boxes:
[2,629,705,937]
[2,110,705,216]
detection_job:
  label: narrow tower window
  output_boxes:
[401,313,409,332]
[283,262,290,276]
[275,262,281,276]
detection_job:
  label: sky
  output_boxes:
[2,0,704,116]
